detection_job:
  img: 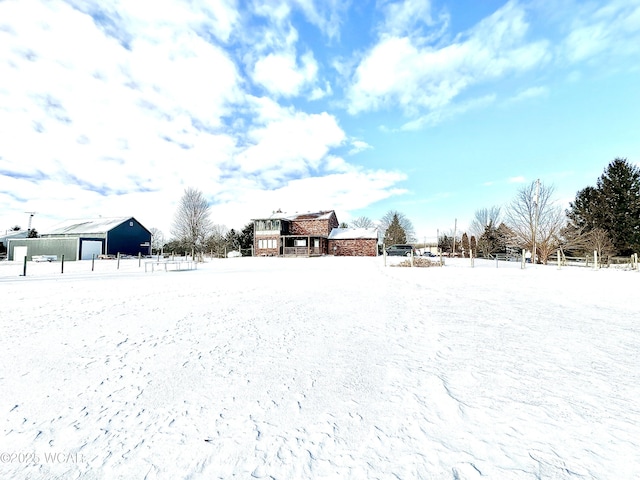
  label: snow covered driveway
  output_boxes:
[1,257,639,479]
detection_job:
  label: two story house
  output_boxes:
[253,210,379,257]
[253,210,339,257]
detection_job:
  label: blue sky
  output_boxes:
[1,0,639,242]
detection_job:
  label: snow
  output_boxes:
[328,228,378,240]
[1,257,639,479]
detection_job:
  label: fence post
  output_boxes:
[594,250,598,270]
[521,249,526,269]
[61,255,65,274]
[21,256,27,276]
[557,249,561,270]
[92,254,95,271]
[117,252,121,269]
[383,244,387,267]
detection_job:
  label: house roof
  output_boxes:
[328,227,378,240]
[253,210,336,222]
[0,230,29,243]
[44,217,137,235]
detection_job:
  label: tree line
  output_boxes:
[159,187,420,259]
[446,158,639,263]
[156,158,639,263]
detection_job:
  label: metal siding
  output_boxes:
[106,218,152,256]
[7,238,80,260]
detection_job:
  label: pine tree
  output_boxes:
[597,158,640,255]
[384,214,406,245]
[461,233,470,257]
[239,222,254,254]
[567,158,640,255]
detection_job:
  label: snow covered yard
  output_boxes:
[0,257,639,479]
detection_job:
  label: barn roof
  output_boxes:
[328,227,378,240]
[44,217,136,235]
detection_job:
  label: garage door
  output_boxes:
[80,240,102,260]
[13,246,27,262]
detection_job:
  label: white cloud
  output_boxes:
[562,0,640,64]
[401,94,496,130]
[236,109,346,180]
[505,86,549,104]
[348,139,373,155]
[0,0,421,236]
[207,168,409,230]
[347,1,550,115]
[252,50,319,97]
[255,0,346,41]
[378,0,441,38]
[508,176,526,184]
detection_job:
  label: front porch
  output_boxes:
[282,235,328,257]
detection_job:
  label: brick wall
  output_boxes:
[329,239,378,256]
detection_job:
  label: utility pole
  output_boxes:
[453,218,457,257]
[532,179,540,264]
[25,212,36,234]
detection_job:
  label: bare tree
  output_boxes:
[505,180,565,264]
[351,216,375,228]
[171,187,213,260]
[149,228,165,254]
[562,226,615,260]
[206,224,229,258]
[379,210,416,243]
[469,206,502,239]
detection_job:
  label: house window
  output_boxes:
[258,239,277,249]
[129,221,134,227]
[294,239,306,247]
[256,219,281,232]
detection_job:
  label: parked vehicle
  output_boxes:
[385,244,415,256]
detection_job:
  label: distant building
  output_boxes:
[7,217,151,261]
[252,210,378,257]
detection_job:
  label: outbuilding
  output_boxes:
[7,217,151,261]
[328,228,379,256]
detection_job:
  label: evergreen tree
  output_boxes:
[461,233,470,257]
[477,222,509,257]
[597,158,640,255]
[239,222,254,254]
[225,229,240,252]
[566,186,603,234]
[380,210,415,242]
[470,235,477,257]
[384,213,406,245]
[566,158,640,255]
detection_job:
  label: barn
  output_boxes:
[7,217,152,261]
